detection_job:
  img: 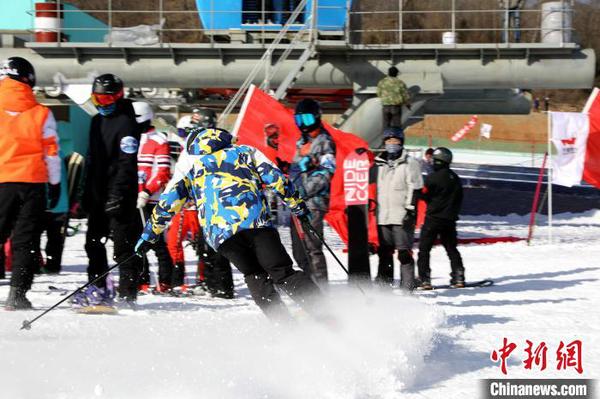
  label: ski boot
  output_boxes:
[192,280,209,296]
[5,286,32,310]
[450,271,465,288]
[171,284,191,297]
[72,284,118,314]
[416,278,433,291]
[450,280,465,289]
[210,289,234,299]
[137,283,152,296]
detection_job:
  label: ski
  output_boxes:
[418,279,494,291]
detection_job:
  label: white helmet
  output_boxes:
[132,101,154,124]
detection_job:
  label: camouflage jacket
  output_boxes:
[376,76,410,106]
[142,128,307,250]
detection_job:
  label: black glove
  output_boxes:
[105,196,123,217]
[47,183,61,209]
[275,157,290,174]
[297,212,313,236]
[402,208,417,229]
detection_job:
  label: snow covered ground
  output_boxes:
[1,211,599,399]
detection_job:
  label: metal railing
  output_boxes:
[26,0,579,46]
[347,0,577,45]
[27,0,341,46]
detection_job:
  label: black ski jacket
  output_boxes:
[422,166,463,221]
[84,100,141,209]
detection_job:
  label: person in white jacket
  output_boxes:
[370,127,423,290]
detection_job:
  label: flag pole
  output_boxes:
[527,152,548,245]
[547,111,553,244]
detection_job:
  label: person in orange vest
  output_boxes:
[0,57,61,310]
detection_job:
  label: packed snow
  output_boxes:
[1,211,599,398]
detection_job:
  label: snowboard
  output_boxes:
[66,152,84,206]
[74,305,118,315]
[418,279,494,291]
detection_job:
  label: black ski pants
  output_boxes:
[197,229,234,296]
[218,227,321,320]
[0,183,46,290]
[417,217,464,282]
[85,206,142,300]
[377,224,416,290]
[38,212,68,273]
[0,242,5,279]
[290,209,328,282]
[139,204,174,287]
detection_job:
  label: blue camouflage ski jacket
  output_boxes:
[290,127,336,211]
[141,128,307,250]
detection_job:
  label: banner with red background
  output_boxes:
[233,85,379,247]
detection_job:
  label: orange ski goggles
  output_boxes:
[91,90,124,106]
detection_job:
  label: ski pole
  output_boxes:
[302,221,366,296]
[20,253,138,331]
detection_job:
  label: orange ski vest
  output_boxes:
[0,78,54,183]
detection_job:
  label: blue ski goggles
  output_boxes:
[294,113,317,127]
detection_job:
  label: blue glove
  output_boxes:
[135,237,153,257]
[297,156,312,173]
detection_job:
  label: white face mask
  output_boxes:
[385,143,402,154]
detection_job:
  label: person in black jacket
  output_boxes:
[416,147,465,289]
[83,74,143,305]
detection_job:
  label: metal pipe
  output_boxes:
[397,0,401,43]
[159,0,163,45]
[8,47,593,90]
[108,0,112,46]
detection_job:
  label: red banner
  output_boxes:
[234,85,378,247]
[583,88,600,188]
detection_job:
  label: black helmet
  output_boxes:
[382,126,404,142]
[191,108,217,129]
[294,98,322,134]
[432,147,453,164]
[1,57,36,87]
[92,73,123,95]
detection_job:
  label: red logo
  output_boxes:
[491,339,584,375]
[561,137,576,145]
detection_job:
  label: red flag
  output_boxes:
[583,88,600,188]
[451,115,478,142]
[234,85,378,247]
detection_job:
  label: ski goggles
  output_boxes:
[91,90,123,106]
[294,113,317,127]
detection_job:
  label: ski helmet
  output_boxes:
[294,98,322,134]
[191,108,217,129]
[91,74,124,115]
[132,101,154,124]
[432,147,453,164]
[382,127,404,142]
[1,57,36,87]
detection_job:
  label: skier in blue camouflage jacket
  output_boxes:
[289,99,336,283]
[135,127,322,320]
